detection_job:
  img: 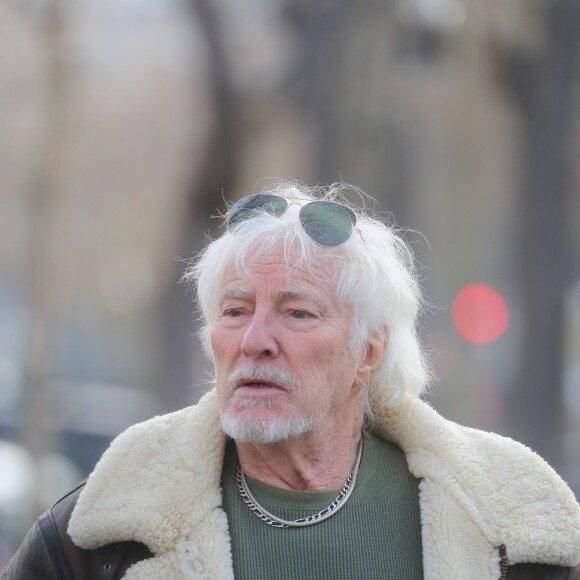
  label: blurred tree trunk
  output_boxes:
[157,0,242,410]
[501,0,580,466]
[282,0,412,217]
[22,0,68,517]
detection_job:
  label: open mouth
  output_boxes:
[235,379,285,393]
[227,366,297,395]
[242,381,275,388]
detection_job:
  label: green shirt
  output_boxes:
[221,431,423,579]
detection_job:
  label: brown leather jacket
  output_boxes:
[2,483,579,580]
[0,483,151,580]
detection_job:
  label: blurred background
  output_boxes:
[1,0,580,565]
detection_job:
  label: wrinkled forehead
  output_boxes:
[216,248,352,316]
[219,242,342,302]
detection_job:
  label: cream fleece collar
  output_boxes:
[68,390,580,579]
[373,396,580,576]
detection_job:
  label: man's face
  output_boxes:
[211,247,367,444]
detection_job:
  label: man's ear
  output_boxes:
[356,328,389,386]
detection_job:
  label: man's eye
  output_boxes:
[225,309,243,317]
[291,310,309,319]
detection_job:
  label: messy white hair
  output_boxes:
[185,181,432,419]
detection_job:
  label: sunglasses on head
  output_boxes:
[226,194,357,247]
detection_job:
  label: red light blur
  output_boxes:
[452,284,509,344]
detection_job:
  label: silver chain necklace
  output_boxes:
[236,437,364,528]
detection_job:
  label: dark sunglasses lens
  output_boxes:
[227,195,288,231]
[300,202,356,246]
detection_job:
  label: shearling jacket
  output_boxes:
[3,390,580,579]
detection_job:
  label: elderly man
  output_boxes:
[3,183,580,579]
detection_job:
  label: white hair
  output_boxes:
[185,181,432,419]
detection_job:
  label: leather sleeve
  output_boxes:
[0,520,57,580]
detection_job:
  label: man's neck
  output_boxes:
[235,423,363,491]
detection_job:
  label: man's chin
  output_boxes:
[220,411,314,444]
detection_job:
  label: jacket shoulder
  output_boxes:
[1,519,57,579]
[2,482,152,580]
[0,484,85,580]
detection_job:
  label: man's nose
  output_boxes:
[241,311,279,359]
